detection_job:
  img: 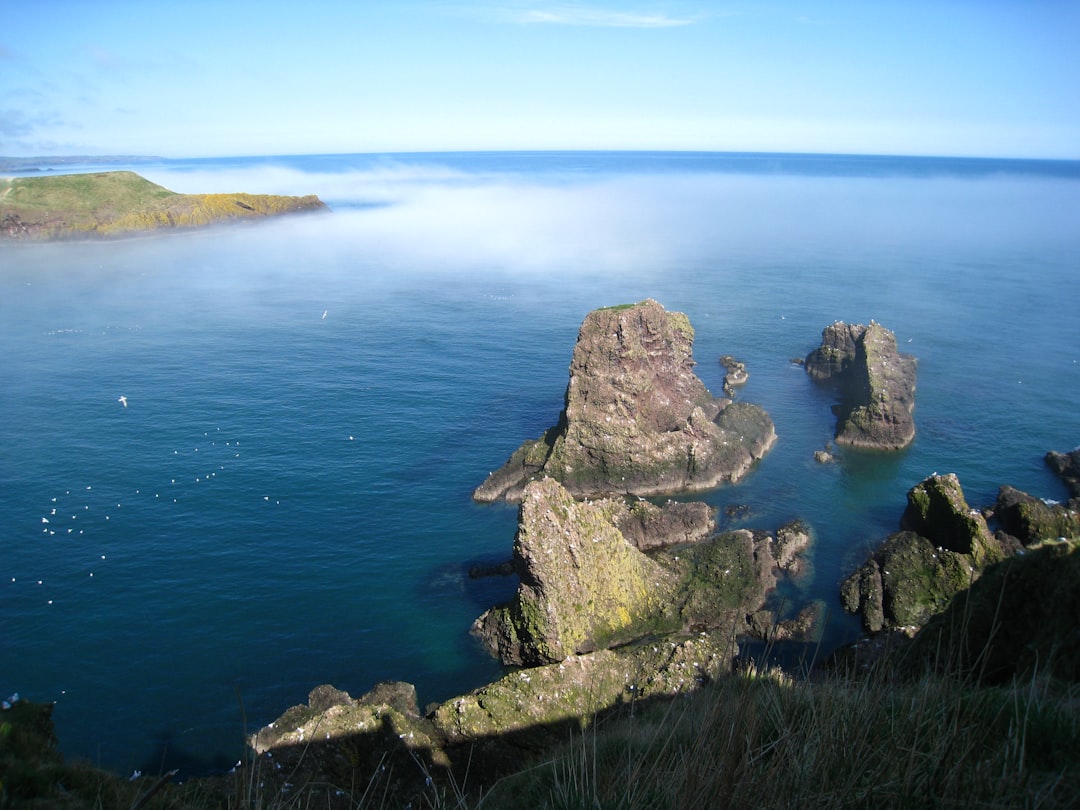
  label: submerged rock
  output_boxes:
[773,519,813,575]
[474,300,775,502]
[841,474,1003,633]
[805,321,916,450]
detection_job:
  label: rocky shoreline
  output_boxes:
[5,299,1078,808]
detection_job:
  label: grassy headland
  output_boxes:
[0,171,326,240]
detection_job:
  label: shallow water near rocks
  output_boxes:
[2,151,1078,775]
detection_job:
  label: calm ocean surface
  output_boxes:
[2,151,1079,775]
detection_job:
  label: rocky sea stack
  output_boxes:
[474,299,776,502]
[805,320,916,450]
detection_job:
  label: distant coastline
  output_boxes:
[4,150,1079,180]
[0,155,166,173]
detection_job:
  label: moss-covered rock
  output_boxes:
[472,478,680,666]
[842,474,998,633]
[432,631,737,744]
[900,473,1002,566]
[474,300,775,502]
[805,320,917,450]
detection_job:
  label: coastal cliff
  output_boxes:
[474,299,776,502]
[0,171,327,240]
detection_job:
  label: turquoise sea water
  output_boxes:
[2,151,1079,775]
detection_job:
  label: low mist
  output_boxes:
[135,160,1080,278]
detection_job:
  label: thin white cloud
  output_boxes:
[487,4,699,28]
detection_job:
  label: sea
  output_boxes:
[2,151,1079,777]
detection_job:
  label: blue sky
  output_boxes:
[2,1,1078,159]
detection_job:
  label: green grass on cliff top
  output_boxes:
[1,171,177,222]
[1,171,325,238]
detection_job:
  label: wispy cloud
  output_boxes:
[488,4,700,28]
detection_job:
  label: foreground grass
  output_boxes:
[4,663,1077,809]
[477,665,1080,810]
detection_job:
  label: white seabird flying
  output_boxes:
[118,395,128,407]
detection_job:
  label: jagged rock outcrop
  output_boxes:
[719,354,748,395]
[899,473,1001,566]
[841,474,1004,633]
[1046,447,1080,500]
[472,478,679,666]
[805,321,916,450]
[473,300,775,502]
[473,477,811,667]
[773,519,813,575]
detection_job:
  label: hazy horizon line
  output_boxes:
[4,148,1080,165]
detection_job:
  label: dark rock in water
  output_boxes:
[993,485,1080,546]
[814,449,835,464]
[724,503,753,520]
[903,538,1080,683]
[805,320,916,450]
[842,474,1003,634]
[1046,447,1080,500]
[473,299,776,502]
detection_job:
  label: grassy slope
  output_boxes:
[0,171,325,238]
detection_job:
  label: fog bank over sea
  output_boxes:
[2,152,1078,775]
